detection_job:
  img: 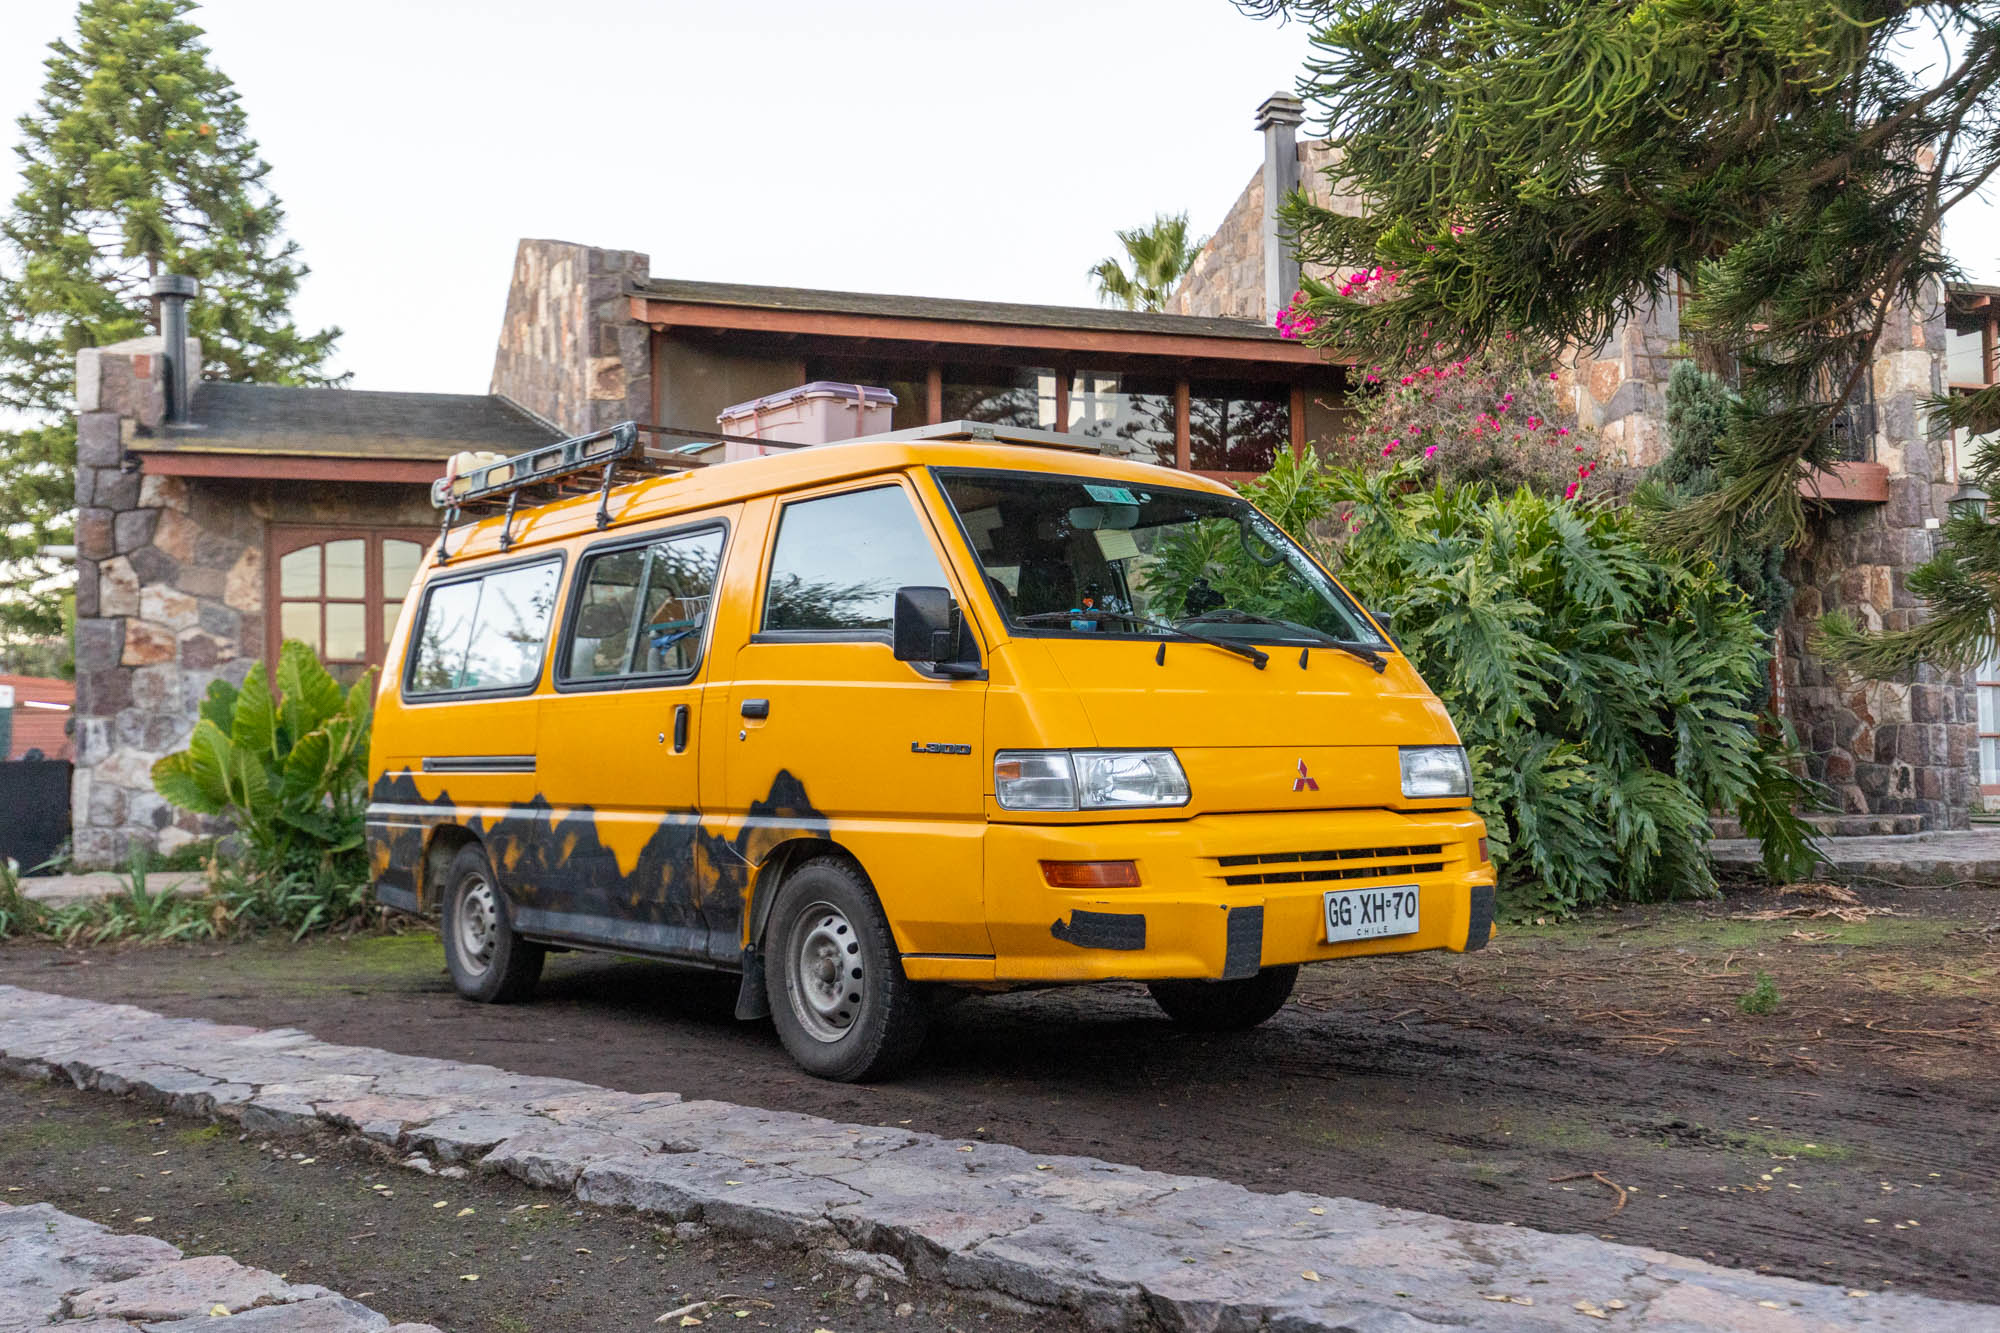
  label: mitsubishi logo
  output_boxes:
[1293,759,1319,793]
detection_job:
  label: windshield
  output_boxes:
[933,468,1387,646]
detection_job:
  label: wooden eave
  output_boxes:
[629,295,1342,368]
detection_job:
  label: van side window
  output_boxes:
[406,559,561,695]
[763,486,947,633]
[565,528,725,681]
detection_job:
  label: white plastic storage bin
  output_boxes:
[715,381,898,461]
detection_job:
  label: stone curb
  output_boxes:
[1,984,1990,1332]
[0,1199,438,1332]
[1708,834,2000,887]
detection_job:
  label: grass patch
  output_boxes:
[1736,1131,1852,1161]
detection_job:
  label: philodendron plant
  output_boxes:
[153,640,375,881]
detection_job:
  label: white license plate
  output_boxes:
[1323,885,1420,943]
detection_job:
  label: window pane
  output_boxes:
[942,364,1057,429]
[764,486,946,632]
[1983,736,1999,784]
[458,561,561,690]
[635,530,725,674]
[566,548,647,680]
[280,546,320,598]
[382,539,423,600]
[326,539,365,599]
[1948,323,1991,385]
[407,580,482,692]
[324,602,366,660]
[382,601,400,647]
[1189,381,1289,471]
[1068,370,1176,466]
[280,601,321,652]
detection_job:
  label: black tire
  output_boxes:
[441,842,544,1004]
[763,858,929,1082]
[1147,965,1299,1032]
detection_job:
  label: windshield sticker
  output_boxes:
[1083,483,1139,505]
[1094,528,1141,562]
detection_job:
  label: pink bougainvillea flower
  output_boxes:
[1556,426,1569,436]
[1382,443,1398,456]
[1549,371,1560,381]
[1563,482,1579,500]
[1423,445,1438,458]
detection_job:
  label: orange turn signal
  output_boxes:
[1039,860,1141,889]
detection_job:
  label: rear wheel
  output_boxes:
[441,843,544,1004]
[1147,965,1298,1032]
[764,858,928,1082]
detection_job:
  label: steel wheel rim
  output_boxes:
[786,900,864,1044]
[455,875,500,977]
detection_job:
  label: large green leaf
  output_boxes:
[276,639,343,742]
[196,677,240,734]
[151,720,233,816]
[230,661,276,758]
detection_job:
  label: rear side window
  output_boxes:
[762,485,947,633]
[406,559,561,695]
[564,527,725,682]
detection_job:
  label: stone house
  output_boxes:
[67,250,1358,867]
[1172,95,2000,830]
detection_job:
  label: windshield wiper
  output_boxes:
[1014,610,1269,669]
[1179,610,1389,674]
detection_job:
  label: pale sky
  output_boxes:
[2,0,1995,401]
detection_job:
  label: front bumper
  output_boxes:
[969,807,1493,984]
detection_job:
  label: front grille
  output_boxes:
[1215,844,1445,888]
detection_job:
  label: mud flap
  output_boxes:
[734,945,772,1020]
[1221,906,1264,980]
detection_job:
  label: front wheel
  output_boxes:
[764,858,929,1082]
[441,842,544,1004]
[1147,965,1298,1032]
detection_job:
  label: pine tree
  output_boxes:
[0,0,343,639]
[1241,0,2000,657]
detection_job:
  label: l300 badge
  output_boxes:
[910,742,973,755]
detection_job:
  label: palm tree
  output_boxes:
[1090,212,1206,312]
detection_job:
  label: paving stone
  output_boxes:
[2,983,1992,1332]
[140,1293,390,1331]
[63,1253,329,1320]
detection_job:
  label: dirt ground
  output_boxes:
[4,879,1996,1307]
[0,1078,1084,1333]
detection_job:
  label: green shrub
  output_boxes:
[152,641,374,884]
[0,859,44,940]
[1738,971,1781,1015]
[1232,452,1819,913]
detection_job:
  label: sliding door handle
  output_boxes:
[740,698,770,720]
[672,704,690,753]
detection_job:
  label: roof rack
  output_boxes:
[431,420,756,563]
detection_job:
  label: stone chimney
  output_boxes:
[1255,93,1305,322]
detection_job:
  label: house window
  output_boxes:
[1980,644,2000,802]
[941,364,1058,430]
[1188,379,1290,473]
[1067,369,1176,466]
[269,527,431,687]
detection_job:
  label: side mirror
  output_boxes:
[892,586,958,663]
[1367,608,1401,652]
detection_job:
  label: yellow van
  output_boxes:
[367,420,1493,1081]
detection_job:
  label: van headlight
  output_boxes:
[994,750,1189,811]
[1400,745,1470,798]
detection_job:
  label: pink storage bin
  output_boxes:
[715,381,898,461]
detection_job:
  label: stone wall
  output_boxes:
[1564,293,1683,468]
[1171,140,1366,325]
[1777,288,1977,828]
[490,239,653,436]
[69,340,436,868]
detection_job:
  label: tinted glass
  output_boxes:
[935,469,1384,646]
[942,364,1057,429]
[407,560,560,694]
[567,528,725,680]
[1189,380,1289,471]
[763,486,947,633]
[1068,370,1176,466]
